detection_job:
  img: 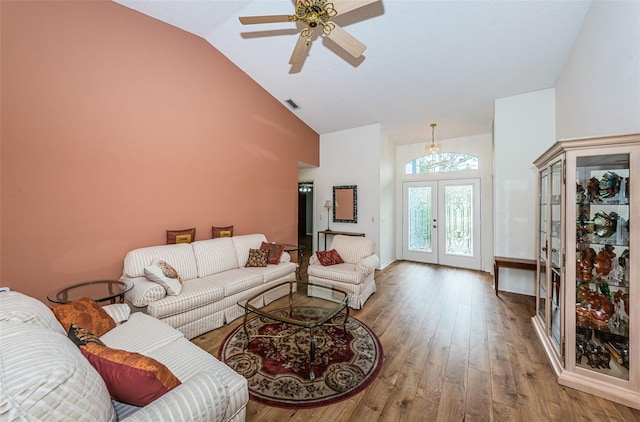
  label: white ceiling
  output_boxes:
[113,0,591,145]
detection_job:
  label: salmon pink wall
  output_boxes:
[0,1,319,303]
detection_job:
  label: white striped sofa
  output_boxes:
[308,235,379,309]
[0,291,248,421]
[121,234,296,339]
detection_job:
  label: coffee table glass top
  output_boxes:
[239,280,349,328]
[47,280,132,304]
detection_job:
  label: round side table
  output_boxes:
[47,280,132,305]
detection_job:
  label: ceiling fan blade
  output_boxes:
[332,0,377,16]
[289,34,311,65]
[327,23,366,58]
[239,15,292,25]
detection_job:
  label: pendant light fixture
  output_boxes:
[426,123,440,155]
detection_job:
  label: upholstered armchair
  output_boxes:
[308,235,379,309]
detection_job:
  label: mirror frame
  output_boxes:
[333,185,357,223]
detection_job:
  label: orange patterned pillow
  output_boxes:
[316,249,344,266]
[260,242,286,265]
[80,343,181,406]
[51,296,116,337]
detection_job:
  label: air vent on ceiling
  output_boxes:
[285,99,300,110]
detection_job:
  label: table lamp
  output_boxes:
[324,200,332,230]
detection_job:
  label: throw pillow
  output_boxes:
[245,248,268,267]
[166,228,196,244]
[260,242,286,265]
[144,259,184,295]
[80,343,181,407]
[51,296,116,337]
[317,249,345,266]
[212,225,233,238]
[68,324,105,347]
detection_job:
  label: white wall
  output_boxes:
[379,129,396,268]
[494,88,556,295]
[395,133,494,273]
[300,124,383,258]
[556,1,640,139]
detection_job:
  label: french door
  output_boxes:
[402,179,481,270]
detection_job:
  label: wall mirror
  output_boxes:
[333,185,357,223]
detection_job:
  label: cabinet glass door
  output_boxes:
[538,168,548,322]
[574,154,630,380]
[550,160,563,352]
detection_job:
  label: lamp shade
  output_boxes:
[323,200,332,208]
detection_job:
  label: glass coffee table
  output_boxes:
[238,280,349,380]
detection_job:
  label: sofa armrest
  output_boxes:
[309,253,320,266]
[121,276,166,307]
[102,303,131,324]
[122,371,230,422]
[356,254,380,276]
[280,251,291,263]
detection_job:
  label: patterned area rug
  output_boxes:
[219,307,384,408]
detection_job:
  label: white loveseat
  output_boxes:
[0,291,248,421]
[121,234,296,339]
[308,235,379,309]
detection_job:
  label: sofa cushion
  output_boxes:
[144,259,184,295]
[80,343,181,407]
[123,243,198,281]
[0,321,117,422]
[100,312,185,355]
[245,248,268,267]
[232,234,268,269]
[260,242,285,265]
[51,296,116,337]
[317,249,345,266]
[138,336,249,421]
[192,237,240,278]
[0,291,65,335]
[243,262,297,283]
[308,262,366,284]
[201,269,264,297]
[330,235,376,264]
[145,278,226,320]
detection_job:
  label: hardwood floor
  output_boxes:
[192,242,640,421]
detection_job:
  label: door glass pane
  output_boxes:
[550,160,563,351]
[444,185,473,256]
[408,186,432,252]
[575,154,630,380]
[538,169,548,322]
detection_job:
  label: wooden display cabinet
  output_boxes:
[532,133,640,409]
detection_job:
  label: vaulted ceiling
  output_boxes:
[114,0,591,145]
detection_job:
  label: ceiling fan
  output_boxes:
[239,0,377,65]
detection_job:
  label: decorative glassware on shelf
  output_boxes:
[574,154,630,379]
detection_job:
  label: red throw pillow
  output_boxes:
[80,343,181,406]
[260,242,286,265]
[316,249,344,266]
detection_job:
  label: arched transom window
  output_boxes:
[405,152,479,174]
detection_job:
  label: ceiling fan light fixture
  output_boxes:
[239,0,375,66]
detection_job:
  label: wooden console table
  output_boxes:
[317,230,365,250]
[493,256,537,296]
